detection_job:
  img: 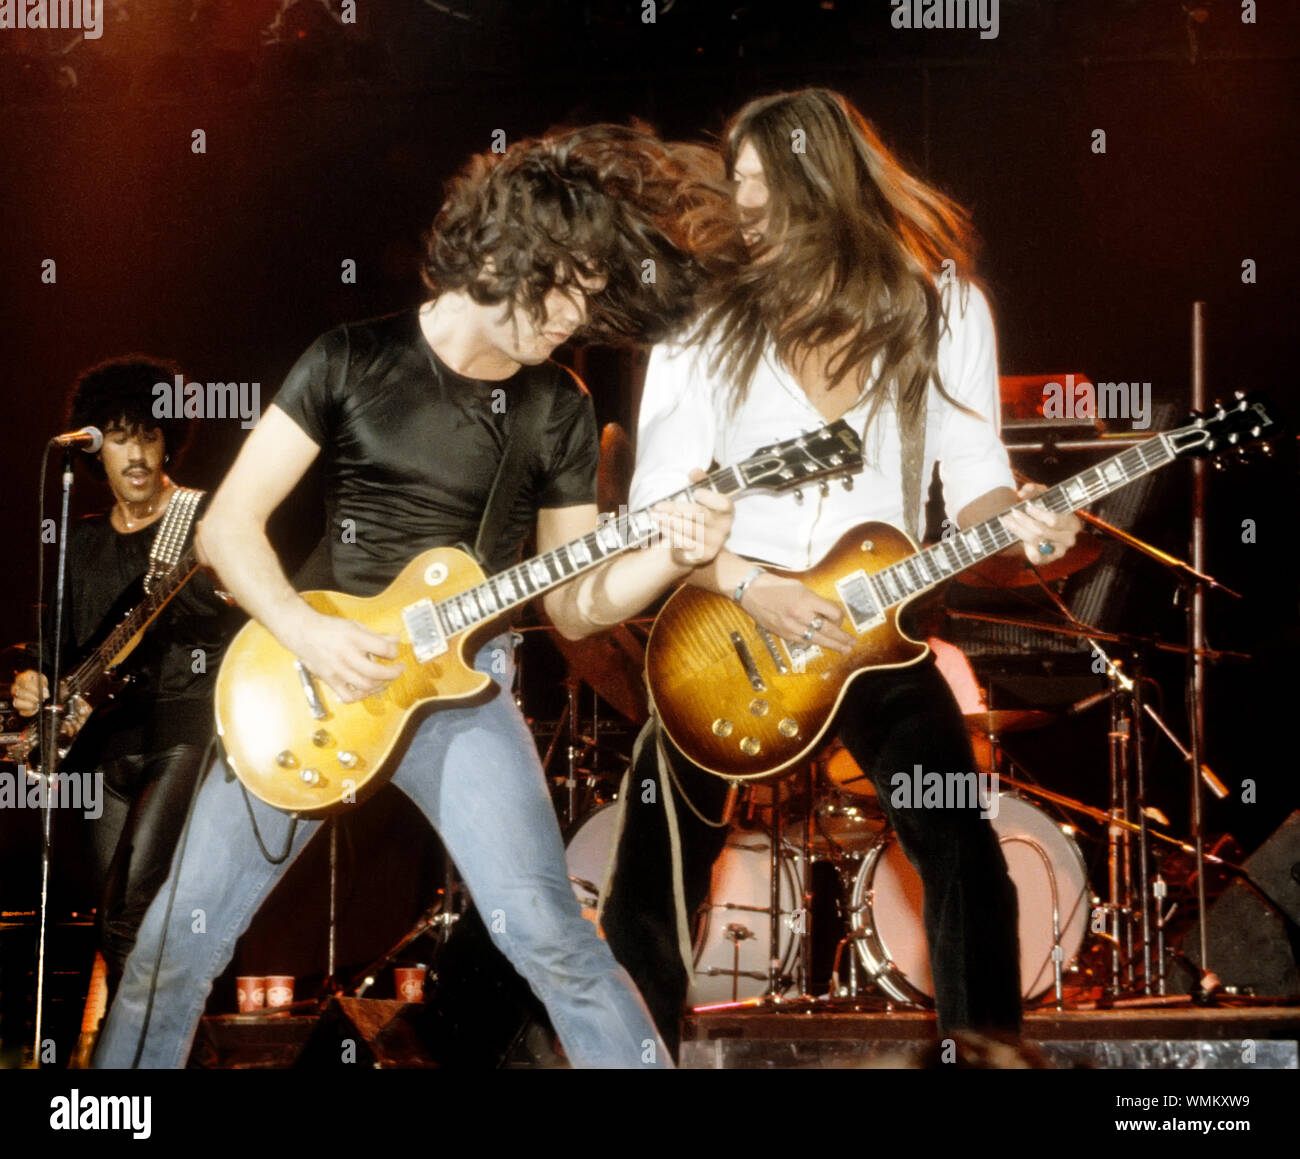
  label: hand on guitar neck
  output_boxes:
[11,670,93,735]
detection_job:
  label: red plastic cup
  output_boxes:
[236,976,265,1013]
[394,966,427,1003]
[265,974,294,1009]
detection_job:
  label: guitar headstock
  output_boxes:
[1168,393,1276,466]
[736,419,864,494]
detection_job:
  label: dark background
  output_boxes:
[0,0,1295,1042]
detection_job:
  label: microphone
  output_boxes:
[50,426,103,452]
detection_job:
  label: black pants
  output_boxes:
[601,657,1022,1057]
[91,743,209,1004]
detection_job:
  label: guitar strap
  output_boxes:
[899,387,927,544]
[144,487,203,593]
[472,376,558,572]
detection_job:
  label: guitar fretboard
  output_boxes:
[427,466,746,638]
[865,431,1181,608]
[66,548,200,693]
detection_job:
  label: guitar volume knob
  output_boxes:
[275,750,297,768]
[300,768,322,786]
[337,751,358,768]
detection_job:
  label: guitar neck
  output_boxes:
[870,432,1182,607]
[429,465,747,638]
[64,547,201,694]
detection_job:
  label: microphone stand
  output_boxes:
[31,445,77,1067]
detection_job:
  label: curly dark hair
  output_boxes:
[421,124,745,345]
[66,356,194,479]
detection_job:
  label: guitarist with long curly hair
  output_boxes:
[93,125,741,1070]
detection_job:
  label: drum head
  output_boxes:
[854,794,1090,1001]
[564,803,622,920]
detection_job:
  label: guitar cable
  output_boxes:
[128,737,300,1067]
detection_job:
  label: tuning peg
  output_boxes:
[841,475,854,492]
[1260,442,1273,456]
[1227,432,1239,444]
[1234,389,1246,401]
[793,488,804,504]
[819,480,830,497]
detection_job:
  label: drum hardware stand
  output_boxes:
[724,925,756,1002]
[351,849,463,999]
[1007,535,1237,1000]
[1000,834,1068,1008]
[767,773,785,999]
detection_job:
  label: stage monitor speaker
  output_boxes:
[1244,810,1300,925]
[295,998,437,1069]
[1175,812,1300,998]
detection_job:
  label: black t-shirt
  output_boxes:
[274,309,599,595]
[42,496,244,762]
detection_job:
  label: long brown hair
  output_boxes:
[699,89,981,437]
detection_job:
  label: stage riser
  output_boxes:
[680,1039,1298,1070]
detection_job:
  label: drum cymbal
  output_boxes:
[963,710,1055,739]
[957,534,1102,588]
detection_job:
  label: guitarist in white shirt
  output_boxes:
[600,89,1081,1058]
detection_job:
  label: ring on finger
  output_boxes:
[1037,540,1055,557]
[809,615,825,632]
[801,626,815,643]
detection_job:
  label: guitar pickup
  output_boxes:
[294,661,328,720]
[835,570,885,633]
[729,631,766,692]
[402,598,448,663]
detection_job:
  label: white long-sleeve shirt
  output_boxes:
[630,284,1015,570]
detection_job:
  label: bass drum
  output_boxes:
[850,794,1090,1003]
[691,830,800,1006]
[564,810,815,1005]
[565,802,622,926]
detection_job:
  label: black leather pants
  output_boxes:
[601,657,1022,1058]
[91,743,210,1004]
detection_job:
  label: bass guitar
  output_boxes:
[215,420,864,815]
[644,395,1274,781]
[6,548,201,768]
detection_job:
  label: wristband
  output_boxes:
[731,565,766,605]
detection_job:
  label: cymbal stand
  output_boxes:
[767,775,784,997]
[795,762,814,998]
[352,853,462,998]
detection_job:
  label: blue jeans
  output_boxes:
[94,636,669,1069]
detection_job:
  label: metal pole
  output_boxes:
[1189,301,1211,978]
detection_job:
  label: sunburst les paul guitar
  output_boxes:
[215,421,863,815]
[645,395,1274,781]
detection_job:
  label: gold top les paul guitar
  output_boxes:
[215,421,863,815]
[645,395,1274,782]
